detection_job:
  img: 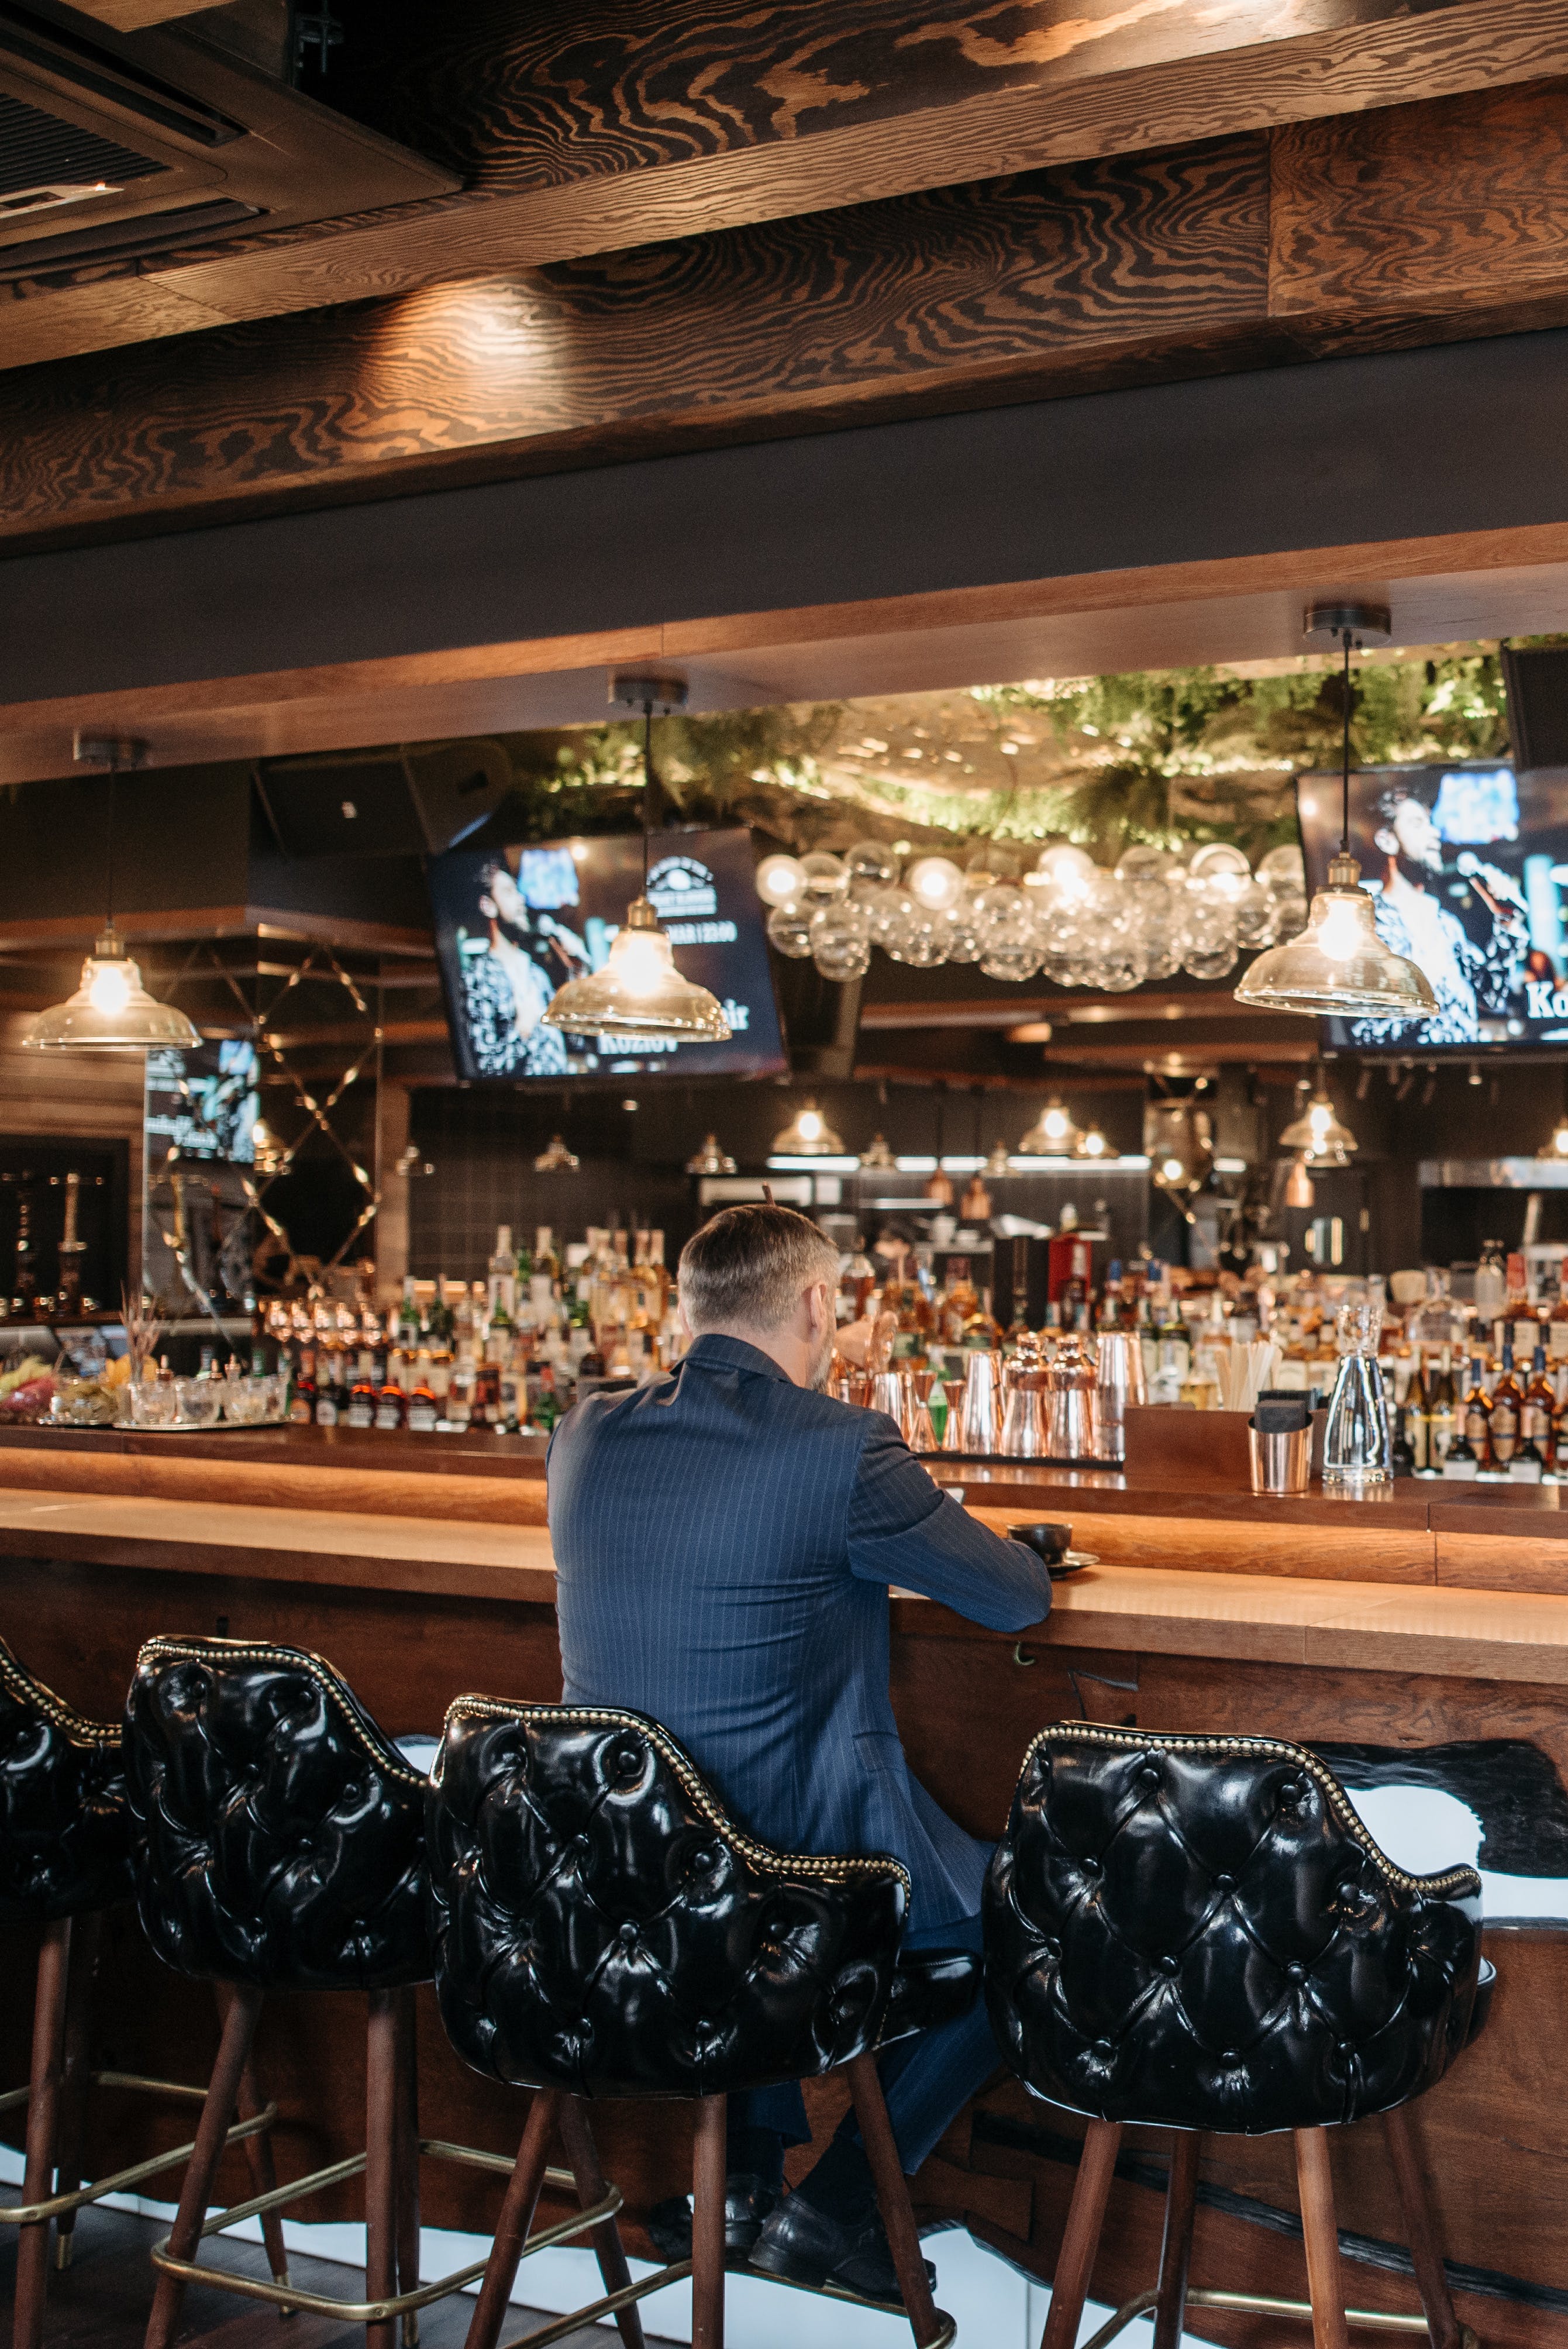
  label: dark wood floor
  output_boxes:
[0,2205,681,2347]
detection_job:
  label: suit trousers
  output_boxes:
[736,1906,996,2176]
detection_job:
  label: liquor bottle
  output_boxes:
[1400,1352,1431,1476]
[532,1362,561,1436]
[406,1356,439,1434]
[484,1296,512,1367]
[313,1338,343,1427]
[1549,1263,1568,1362]
[375,1359,406,1431]
[534,1226,560,1284]
[1426,1346,1456,1469]
[1523,1345,1556,1476]
[428,1328,453,1421]
[1474,1239,1507,1315]
[487,1227,517,1322]
[346,1355,377,1429]
[1488,1342,1523,1471]
[1459,1356,1493,1474]
[1442,1368,1480,1478]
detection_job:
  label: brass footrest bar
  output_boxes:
[149,2144,621,2326]
[490,2251,957,2349]
[0,2071,277,2228]
[1081,2285,1477,2349]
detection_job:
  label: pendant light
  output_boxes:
[983,1138,1013,1180]
[685,1133,737,1175]
[1235,607,1437,1020]
[533,1134,580,1172]
[1283,1155,1317,1209]
[1546,1071,1568,1159]
[1018,1096,1082,1155]
[541,678,732,1043]
[24,737,201,1055]
[771,1099,846,1156]
[860,1132,898,1170]
[959,1091,991,1220]
[1075,1120,1110,1162]
[1279,1068,1359,1167]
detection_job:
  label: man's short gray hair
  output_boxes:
[678,1204,840,1335]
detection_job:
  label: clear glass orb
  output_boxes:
[890,906,953,967]
[754,852,805,907]
[945,903,985,963]
[845,839,900,891]
[766,897,815,957]
[904,855,965,912]
[1114,845,1177,891]
[1232,878,1276,945]
[980,910,1044,981]
[798,851,848,900]
[809,898,872,980]
[1033,843,1098,904]
[1181,894,1239,979]
[1257,843,1307,891]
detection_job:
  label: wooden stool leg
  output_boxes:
[394,1987,422,2347]
[366,1989,400,2349]
[51,1911,102,2273]
[690,2092,727,2349]
[1040,2120,1123,2349]
[557,2095,646,2349]
[217,1982,290,2294]
[14,1918,73,2349]
[1152,2131,1201,2349]
[1382,2106,1462,2349]
[1295,2127,1350,2349]
[846,2053,943,2347]
[462,2089,561,2349]
[144,1983,265,2349]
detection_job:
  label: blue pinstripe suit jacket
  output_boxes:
[548,1332,1053,1934]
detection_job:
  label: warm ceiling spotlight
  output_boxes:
[542,678,731,1043]
[25,736,200,1055]
[1235,606,1436,1020]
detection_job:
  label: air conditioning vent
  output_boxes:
[0,87,165,198]
[0,195,257,281]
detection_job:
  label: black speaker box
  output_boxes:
[1501,644,1568,770]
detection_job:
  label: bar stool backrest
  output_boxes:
[429,1697,909,2099]
[0,1637,131,1922]
[985,1723,1484,2134]
[125,1636,432,1991]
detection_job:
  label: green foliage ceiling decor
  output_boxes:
[435,643,1513,867]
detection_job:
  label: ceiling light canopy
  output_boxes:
[1235,607,1437,1021]
[541,677,730,1045]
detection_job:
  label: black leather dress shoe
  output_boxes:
[646,2172,777,2262]
[749,2194,936,2306]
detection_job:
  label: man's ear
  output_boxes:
[804,1279,831,1338]
[1373,825,1399,856]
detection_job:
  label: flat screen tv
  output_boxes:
[1297,763,1568,1051]
[430,826,788,1082]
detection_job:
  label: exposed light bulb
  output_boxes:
[1162,1155,1186,1182]
[797,1108,823,1143]
[87,960,132,1014]
[755,853,806,907]
[1313,898,1367,962]
[905,855,964,912]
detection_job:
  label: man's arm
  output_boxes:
[846,1413,1053,1631]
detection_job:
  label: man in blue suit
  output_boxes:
[549,1202,1052,2300]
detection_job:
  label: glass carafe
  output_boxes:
[1323,1299,1392,1487]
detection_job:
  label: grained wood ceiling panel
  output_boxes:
[3,0,1565,371]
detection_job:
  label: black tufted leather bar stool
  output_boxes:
[124,1638,643,2349]
[986,1724,1493,2349]
[0,1636,285,2349]
[429,1696,974,2349]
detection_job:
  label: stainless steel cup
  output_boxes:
[1093,1328,1146,1464]
[959,1350,1002,1454]
[1248,1425,1311,1495]
[869,1369,909,1435]
[1044,1336,1100,1462]
[1000,1373,1049,1458]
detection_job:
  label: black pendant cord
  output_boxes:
[1340,626,1353,854]
[642,698,654,894]
[104,755,118,932]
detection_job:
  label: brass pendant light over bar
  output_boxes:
[541,677,732,1044]
[685,1133,737,1175]
[24,737,201,1055]
[1279,1068,1359,1167]
[1235,607,1438,1021]
[771,1100,846,1157]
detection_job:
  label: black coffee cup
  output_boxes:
[1007,1521,1072,1566]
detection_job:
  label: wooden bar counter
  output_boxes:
[1,1418,1565,2349]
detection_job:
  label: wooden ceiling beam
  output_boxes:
[8,80,1568,557]
[3,0,1566,372]
[64,1,242,24]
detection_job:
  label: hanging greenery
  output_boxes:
[459,643,1512,867]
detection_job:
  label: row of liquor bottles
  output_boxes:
[1393,1342,1568,1479]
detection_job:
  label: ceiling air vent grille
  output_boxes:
[0,88,165,198]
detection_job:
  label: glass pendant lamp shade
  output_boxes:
[959,1170,992,1220]
[542,897,732,1040]
[859,1132,897,1170]
[984,1139,1012,1179]
[1018,1096,1081,1155]
[1234,853,1438,1018]
[771,1100,845,1156]
[24,926,200,1053]
[533,1134,580,1172]
[1279,1084,1359,1166]
[1076,1121,1110,1160]
[685,1132,737,1175]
